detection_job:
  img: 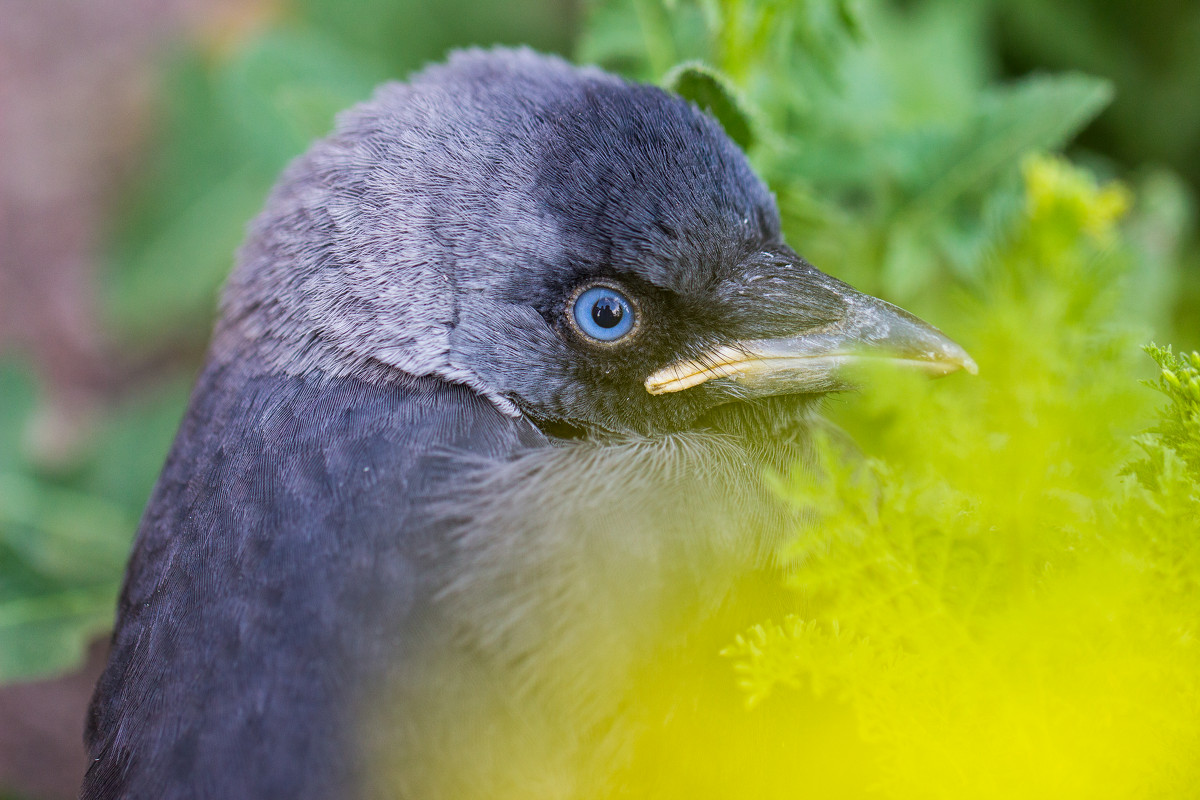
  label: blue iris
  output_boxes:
[573,285,636,342]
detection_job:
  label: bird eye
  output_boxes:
[572,285,636,342]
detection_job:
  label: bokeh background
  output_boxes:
[1,1,1198,797]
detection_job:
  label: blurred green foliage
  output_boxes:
[996,0,1200,188]
[979,0,1200,338]
[0,366,190,680]
[0,12,1197,798]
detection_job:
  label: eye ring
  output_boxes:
[568,283,639,344]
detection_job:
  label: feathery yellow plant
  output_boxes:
[725,155,1200,798]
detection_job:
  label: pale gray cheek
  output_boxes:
[449,302,570,406]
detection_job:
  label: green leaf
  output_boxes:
[0,584,118,682]
[664,61,756,149]
[218,30,381,173]
[0,471,133,681]
[578,0,657,79]
[104,169,270,341]
[0,474,134,582]
[0,364,36,475]
[898,73,1113,224]
[879,223,936,302]
[834,0,864,42]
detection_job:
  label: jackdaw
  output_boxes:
[82,47,973,800]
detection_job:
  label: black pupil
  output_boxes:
[591,295,624,329]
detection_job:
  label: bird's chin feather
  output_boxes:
[700,393,824,434]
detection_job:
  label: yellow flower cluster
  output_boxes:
[1023,153,1132,242]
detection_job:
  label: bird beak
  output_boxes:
[644,291,977,397]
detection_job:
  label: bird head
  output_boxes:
[215,48,974,437]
